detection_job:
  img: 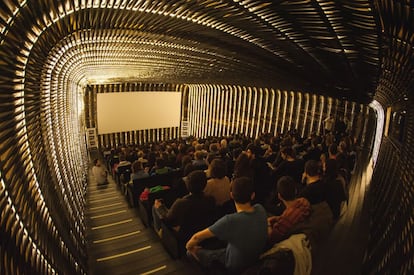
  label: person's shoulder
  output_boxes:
[253,203,267,214]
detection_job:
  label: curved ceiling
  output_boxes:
[1,0,379,103]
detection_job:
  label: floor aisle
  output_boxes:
[85,171,201,275]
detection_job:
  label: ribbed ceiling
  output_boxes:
[0,0,380,103]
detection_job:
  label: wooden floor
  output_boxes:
[85,174,202,275]
[86,148,372,275]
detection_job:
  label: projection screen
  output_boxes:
[96,92,182,134]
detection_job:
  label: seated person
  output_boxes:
[204,159,231,206]
[270,146,305,193]
[150,158,172,176]
[130,160,149,181]
[115,153,131,172]
[92,159,108,185]
[186,177,268,274]
[299,160,326,205]
[322,159,347,220]
[267,176,311,246]
[152,170,216,243]
[192,150,208,170]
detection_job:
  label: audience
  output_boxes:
[101,126,359,273]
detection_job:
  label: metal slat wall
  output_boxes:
[186,84,372,141]
[363,1,414,274]
[0,2,89,275]
[84,83,181,148]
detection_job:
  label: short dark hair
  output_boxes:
[210,159,226,179]
[304,160,320,177]
[94,159,99,166]
[231,177,254,204]
[277,176,296,201]
[246,143,260,157]
[328,143,338,156]
[132,160,143,173]
[281,146,295,158]
[155,158,165,168]
[187,170,207,195]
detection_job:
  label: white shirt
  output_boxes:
[92,165,107,184]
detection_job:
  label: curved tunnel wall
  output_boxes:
[0,0,412,274]
[362,1,414,274]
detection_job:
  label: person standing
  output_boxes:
[323,115,335,135]
[92,159,108,185]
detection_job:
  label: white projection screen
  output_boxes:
[96,92,182,134]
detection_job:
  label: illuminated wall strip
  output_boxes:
[228,86,235,136]
[288,91,295,131]
[317,96,325,135]
[240,87,247,135]
[203,85,213,136]
[246,87,253,137]
[193,86,200,137]
[302,93,310,138]
[309,94,317,134]
[220,86,226,137]
[344,101,349,116]
[206,85,214,137]
[281,91,288,134]
[213,85,219,137]
[262,88,269,135]
[188,87,195,136]
[224,85,234,136]
[236,86,243,134]
[255,88,263,139]
[350,102,356,130]
[251,87,259,138]
[268,89,275,133]
[274,89,282,136]
[296,92,302,131]
[202,86,208,138]
[224,85,231,136]
[196,85,203,137]
[191,87,197,137]
[218,86,225,137]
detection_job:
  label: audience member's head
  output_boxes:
[206,153,217,165]
[155,158,165,168]
[210,159,227,179]
[304,160,320,177]
[277,176,296,201]
[132,160,143,173]
[246,143,260,159]
[231,177,255,204]
[181,155,192,168]
[186,170,207,195]
[194,150,205,161]
[119,153,126,162]
[233,152,253,179]
[183,163,197,177]
[209,143,219,153]
[328,143,338,157]
[281,146,295,159]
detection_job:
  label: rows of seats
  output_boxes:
[99,128,358,274]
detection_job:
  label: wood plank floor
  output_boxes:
[85,173,202,275]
